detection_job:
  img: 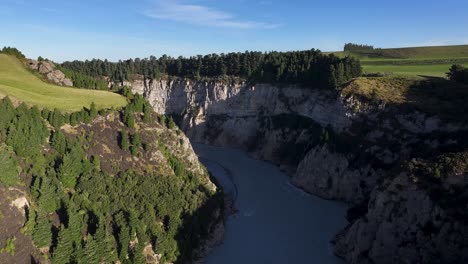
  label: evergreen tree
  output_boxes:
[89,102,98,119]
[58,144,84,189]
[114,212,131,261]
[49,108,64,129]
[32,211,52,248]
[159,115,167,127]
[0,97,16,140]
[143,103,151,123]
[38,176,60,213]
[123,109,135,128]
[52,225,74,264]
[52,130,67,155]
[120,131,130,151]
[167,117,176,129]
[131,133,141,156]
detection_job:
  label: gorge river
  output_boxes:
[193,144,348,264]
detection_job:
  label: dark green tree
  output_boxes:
[58,144,84,189]
[52,130,67,155]
[32,211,52,248]
[123,109,135,128]
[131,133,141,156]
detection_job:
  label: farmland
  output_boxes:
[329,45,468,77]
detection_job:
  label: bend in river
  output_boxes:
[194,144,348,264]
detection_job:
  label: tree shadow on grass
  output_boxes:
[405,76,468,122]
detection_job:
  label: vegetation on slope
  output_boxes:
[0,93,222,263]
[0,54,127,111]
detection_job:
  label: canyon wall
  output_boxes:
[126,77,468,263]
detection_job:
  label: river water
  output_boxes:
[193,144,347,264]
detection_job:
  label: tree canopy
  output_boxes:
[61,49,362,89]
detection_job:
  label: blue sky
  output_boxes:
[1,0,468,61]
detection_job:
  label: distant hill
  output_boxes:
[328,44,468,77]
[0,54,126,111]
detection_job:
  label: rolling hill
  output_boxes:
[0,54,127,111]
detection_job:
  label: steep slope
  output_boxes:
[334,152,468,264]
[0,95,223,263]
[128,74,468,262]
[0,54,126,111]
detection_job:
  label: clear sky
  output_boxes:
[1,0,468,62]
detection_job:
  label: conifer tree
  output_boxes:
[167,117,176,129]
[89,102,98,119]
[38,176,60,213]
[32,211,52,248]
[131,133,141,156]
[52,130,67,155]
[124,109,135,128]
[120,131,129,151]
[58,144,84,189]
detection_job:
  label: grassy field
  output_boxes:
[328,45,468,77]
[0,54,127,112]
[342,76,468,121]
[361,63,467,77]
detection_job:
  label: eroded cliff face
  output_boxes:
[125,76,468,263]
[334,153,468,264]
[128,77,465,200]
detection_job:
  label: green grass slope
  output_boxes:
[0,54,127,111]
[328,45,468,77]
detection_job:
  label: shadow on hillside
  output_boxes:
[174,189,224,264]
[405,76,468,122]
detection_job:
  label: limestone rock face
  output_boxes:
[28,59,73,87]
[129,78,353,131]
[293,145,381,203]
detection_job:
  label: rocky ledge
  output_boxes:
[28,59,73,86]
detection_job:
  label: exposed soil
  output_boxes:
[0,187,45,264]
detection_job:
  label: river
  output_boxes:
[193,144,348,264]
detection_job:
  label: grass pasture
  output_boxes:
[0,54,127,112]
[328,45,468,77]
[342,76,468,121]
[361,63,468,77]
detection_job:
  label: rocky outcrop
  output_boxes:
[293,145,382,203]
[28,59,73,86]
[123,76,468,262]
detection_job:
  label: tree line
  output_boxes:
[57,65,109,90]
[447,64,468,85]
[0,47,26,60]
[344,43,376,52]
[60,49,362,90]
